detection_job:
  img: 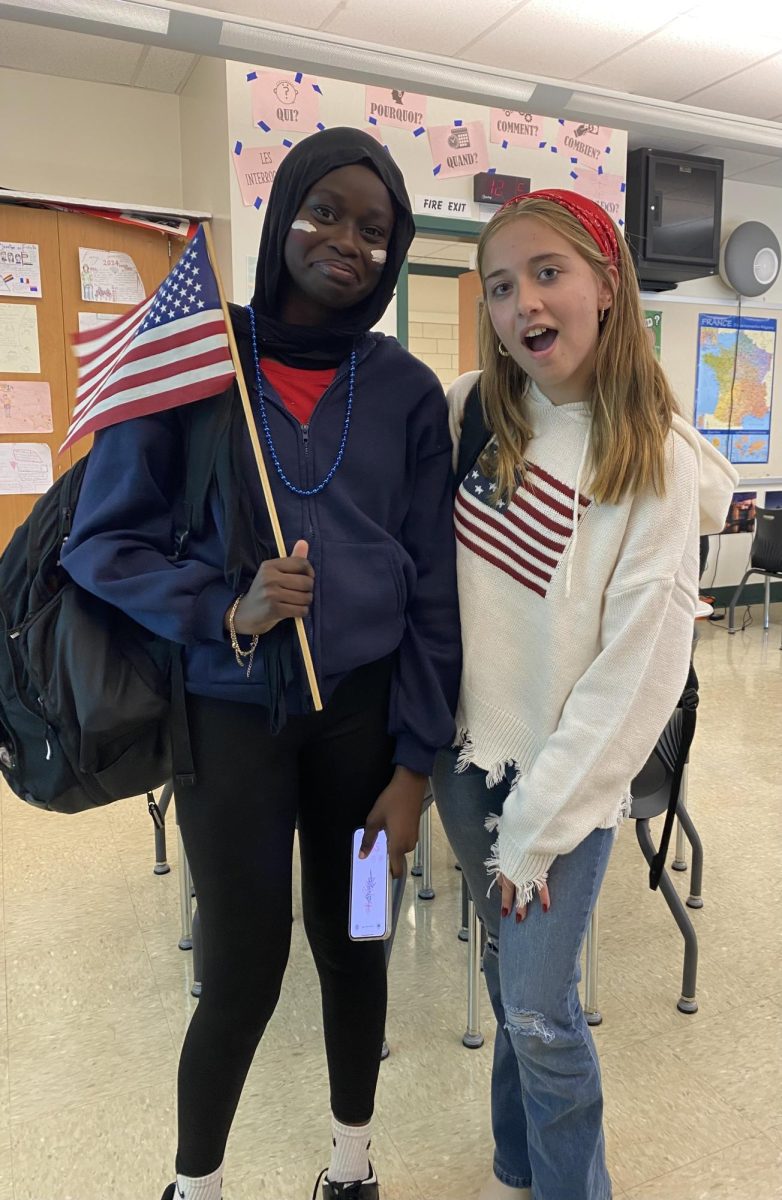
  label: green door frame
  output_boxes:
[395,215,483,347]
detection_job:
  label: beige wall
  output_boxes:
[0,67,182,208]
[408,275,459,389]
[179,57,232,293]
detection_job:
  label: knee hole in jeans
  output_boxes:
[503,1005,555,1045]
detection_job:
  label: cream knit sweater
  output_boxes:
[448,372,709,903]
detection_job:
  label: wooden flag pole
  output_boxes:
[202,221,323,711]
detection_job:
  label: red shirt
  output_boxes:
[260,358,337,426]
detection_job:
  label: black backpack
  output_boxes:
[0,395,232,816]
[455,381,698,891]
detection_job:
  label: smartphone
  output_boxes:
[349,827,392,941]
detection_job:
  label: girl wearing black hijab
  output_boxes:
[62,128,460,1200]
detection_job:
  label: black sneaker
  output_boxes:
[160,1187,177,1200]
[313,1164,379,1199]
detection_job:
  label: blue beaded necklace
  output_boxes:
[246,304,356,498]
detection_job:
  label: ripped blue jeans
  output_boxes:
[432,748,614,1200]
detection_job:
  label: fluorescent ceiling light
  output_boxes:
[567,89,782,150]
[219,19,537,105]
[1,0,169,34]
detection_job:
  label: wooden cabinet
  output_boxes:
[0,203,177,549]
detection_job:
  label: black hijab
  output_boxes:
[247,127,415,366]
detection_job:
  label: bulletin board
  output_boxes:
[0,202,177,550]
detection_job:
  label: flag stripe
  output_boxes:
[528,461,590,507]
[74,298,154,373]
[456,490,558,571]
[512,493,573,540]
[65,359,234,445]
[75,309,222,404]
[61,373,233,452]
[73,343,231,421]
[456,527,547,598]
[455,504,551,584]
[73,326,229,416]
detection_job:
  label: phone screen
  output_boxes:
[349,827,391,941]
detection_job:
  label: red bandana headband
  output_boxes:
[499,188,620,266]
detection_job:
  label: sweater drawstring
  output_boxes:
[565,432,590,599]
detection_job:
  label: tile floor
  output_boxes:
[0,608,780,1200]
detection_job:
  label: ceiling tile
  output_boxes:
[680,54,782,120]
[133,46,197,93]
[462,0,692,81]
[728,158,782,186]
[0,18,143,84]
[324,0,522,59]
[579,11,782,102]
[185,0,338,24]
[687,145,778,176]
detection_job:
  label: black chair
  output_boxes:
[728,506,782,641]
[628,705,703,1015]
[584,678,702,1024]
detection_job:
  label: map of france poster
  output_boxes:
[694,313,775,464]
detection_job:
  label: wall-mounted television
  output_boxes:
[624,149,724,292]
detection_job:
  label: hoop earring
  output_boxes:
[498,342,510,357]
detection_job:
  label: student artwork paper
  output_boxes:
[364,87,428,130]
[0,381,53,433]
[0,242,42,298]
[231,144,289,208]
[78,248,145,305]
[78,311,123,334]
[427,121,489,179]
[0,304,41,374]
[0,443,53,494]
[250,69,321,133]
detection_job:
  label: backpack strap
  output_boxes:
[455,381,491,491]
[648,663,699,890]
[167,392,235,790]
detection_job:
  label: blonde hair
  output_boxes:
[476,198,676,506]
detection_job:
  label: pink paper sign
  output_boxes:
[572,169,625,222]
[250,70,321,133]
[489,109,545,147]
[364,87,428,131]
[232,144,290,208]
[556,121,610,168]
[427,121,489,180]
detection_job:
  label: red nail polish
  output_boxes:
[501,906,509,918]
[543,902,550,913]
[516,911,522,923]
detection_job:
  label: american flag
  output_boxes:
[455,460,590,599]
[61,226,235,451]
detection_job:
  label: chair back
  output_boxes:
[751,507,782,574]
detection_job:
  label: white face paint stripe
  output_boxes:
[291,220,317,233]
[370,249,387,264]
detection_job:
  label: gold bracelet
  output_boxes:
[228,593,259,679]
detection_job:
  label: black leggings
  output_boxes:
[174,660,395,1177]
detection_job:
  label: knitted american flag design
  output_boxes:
[455,461,590,599]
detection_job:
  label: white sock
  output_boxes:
[175,1161,223,1200]
[328,1116,371,1184]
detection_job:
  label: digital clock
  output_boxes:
[473,172,531,207]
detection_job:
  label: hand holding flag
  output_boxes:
[63,222,322,711]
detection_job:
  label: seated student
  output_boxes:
[62,128,461,1200]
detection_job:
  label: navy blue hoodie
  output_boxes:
[61,326,461,775]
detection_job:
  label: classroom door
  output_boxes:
[458,270,482,374]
